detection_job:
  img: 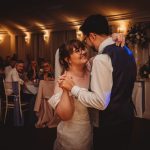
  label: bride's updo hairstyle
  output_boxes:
[59,39,85,72]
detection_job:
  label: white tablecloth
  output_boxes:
[132,80,150,119]
[143,81,150,119]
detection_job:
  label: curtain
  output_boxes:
[15,30,76,66]
[48,30,76,68]
[30,33,45,61]
[15,35,26,60]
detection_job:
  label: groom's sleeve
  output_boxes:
[71,54,113,110]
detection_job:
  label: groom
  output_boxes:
[59,14,137,150]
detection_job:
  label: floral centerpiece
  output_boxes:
[126,23,149,48]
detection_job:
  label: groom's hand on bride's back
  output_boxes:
[112,33,125,47]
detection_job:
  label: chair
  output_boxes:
[3,80,30,125]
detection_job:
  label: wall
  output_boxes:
[0,33,14,59]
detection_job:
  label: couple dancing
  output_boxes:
[49,14,137,150]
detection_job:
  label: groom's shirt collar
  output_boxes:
[98,37,115,54]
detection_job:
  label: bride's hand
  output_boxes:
[58,74,66,88]
[112,33,125,47]
[58,76,74,91]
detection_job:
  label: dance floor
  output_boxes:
[0,116,150,150]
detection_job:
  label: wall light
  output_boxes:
[117,26,127,33]
[25,36,29,43]
[44,34,48,41]
[24,32,31,44]
[0,36,3,43]
[43,30,50,43]
[76,30,83,41]
[117,22,128,34]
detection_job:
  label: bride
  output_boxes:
[49,39,93,150]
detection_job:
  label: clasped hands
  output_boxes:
[58,73,75,91]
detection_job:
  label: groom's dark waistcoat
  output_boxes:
[99,44,137,127]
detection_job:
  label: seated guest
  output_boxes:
[4,55,11,67]
[26,60,39,81]
[23,71,38,126]
[4,58,16,77]
[5,60,24,95]
[34,79,59,128]
[39,60,54,81]
[24,54,31,72]
[5,60,25,126]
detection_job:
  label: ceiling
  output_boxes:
[0,0,150,34]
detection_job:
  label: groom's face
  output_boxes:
[83,34,98,52]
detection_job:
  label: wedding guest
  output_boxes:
[34,79,58,128]
[4,56,11,67]
[23,71,38,126]
[5,60,24,95]
[39,60,54,81]
[26,60,39,81]
[24,54,31,72]
[4,58,16,77]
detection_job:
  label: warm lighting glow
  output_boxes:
[0,37,3,43]
[117,21,128,34]
[34,23,50,43]
[43,30,50,43]
[25,36,29,43]
[76,27,83,41]
[13,23,27,32]
[117,26,124,33]
[24,32,31,44]
[44,34,48,41]
[35,22,45,30]
[0,35,4,43]
[110,20,129,35]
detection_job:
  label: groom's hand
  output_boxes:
[59,76,75,91]
[112,33,125,47]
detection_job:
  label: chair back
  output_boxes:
[3,80,20,96]
[3,80,27,125]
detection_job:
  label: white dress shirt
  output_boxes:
[71,37,114,110]
[4,65,12,77]
[5,68,22,82]
[23,80,38,95]
[5,68,24,95]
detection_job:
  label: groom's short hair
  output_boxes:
[80,14,110,36]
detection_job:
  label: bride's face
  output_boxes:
[69,47,88,67]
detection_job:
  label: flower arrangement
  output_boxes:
[126,23,149,48]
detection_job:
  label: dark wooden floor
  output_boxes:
[0,116,150,150]
[130,117,150,150]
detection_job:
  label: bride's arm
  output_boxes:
[49,81,75,121]
[55,89,74,121]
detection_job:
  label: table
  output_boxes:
[132,79,150,119]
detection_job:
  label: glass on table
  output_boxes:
[33,79,39,87]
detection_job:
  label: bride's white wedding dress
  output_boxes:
[49,71,93,150]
